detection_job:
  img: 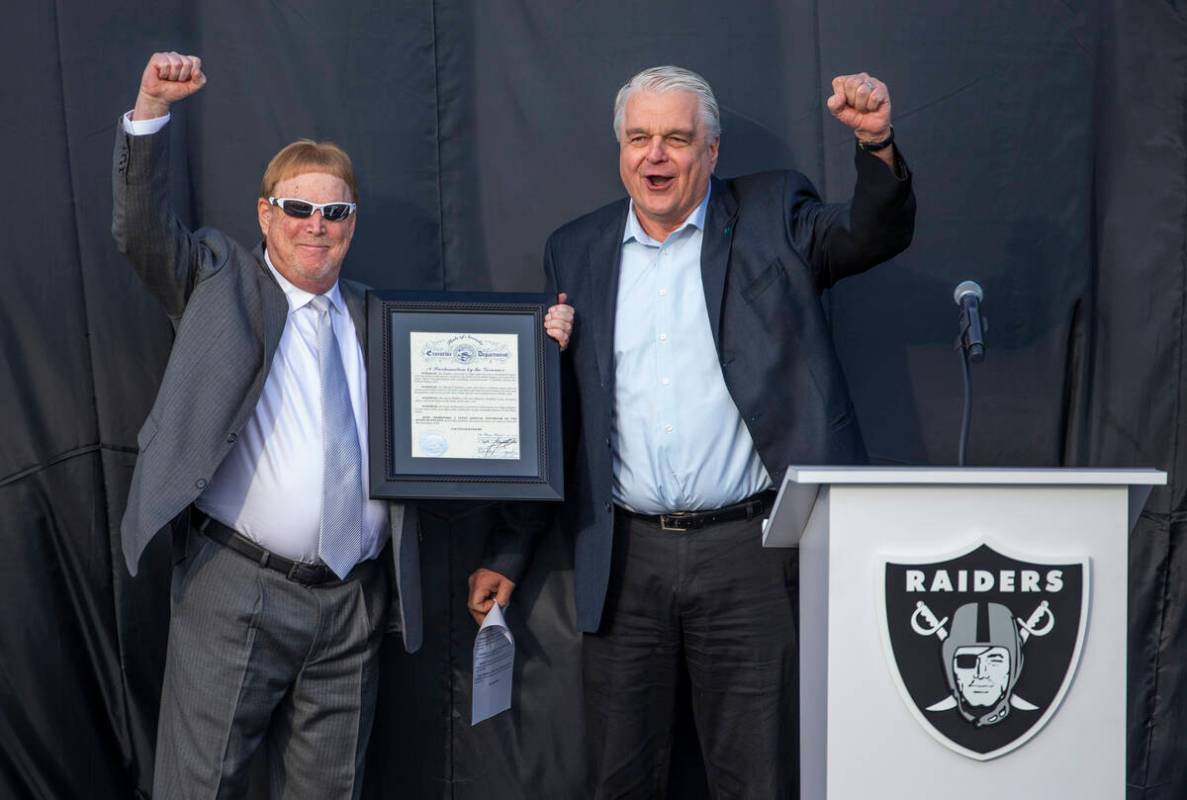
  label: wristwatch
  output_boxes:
[857,125,894,152]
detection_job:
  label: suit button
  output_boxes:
[226,433,238,444]
[195,478,207,489]
[604,502,612,513]
[605,437,611,448]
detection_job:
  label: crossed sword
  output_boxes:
[910,600,1054,712]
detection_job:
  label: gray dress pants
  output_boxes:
[151,529,388,799]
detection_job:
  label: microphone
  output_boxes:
[954,281,986,363]
[953,281,985,466]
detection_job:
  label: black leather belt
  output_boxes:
[199,516,345,586]
[620,491,776,532]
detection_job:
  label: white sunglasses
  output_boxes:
[268,197,357,222]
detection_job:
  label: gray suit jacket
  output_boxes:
[112,122,422,652]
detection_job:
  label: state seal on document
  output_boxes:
[418,334,512,366]
[879,542,1088,760]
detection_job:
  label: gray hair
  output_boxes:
[612,65,721,142]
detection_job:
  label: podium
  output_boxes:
[763,467,1165,800]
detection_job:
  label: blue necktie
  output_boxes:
[311,295,364,579]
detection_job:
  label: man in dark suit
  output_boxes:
[469,66,914,796]
[113,51,573,797]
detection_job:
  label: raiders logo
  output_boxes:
[880,542,1088,760]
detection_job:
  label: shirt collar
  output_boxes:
[623,182,712,246]
[263,248,344,314]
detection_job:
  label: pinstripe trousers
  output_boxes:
[151,526,389,799]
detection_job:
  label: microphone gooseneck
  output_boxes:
[954,281,986,466]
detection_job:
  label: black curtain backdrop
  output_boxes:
[1,1,1184,798]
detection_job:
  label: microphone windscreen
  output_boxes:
[953,280,984,305]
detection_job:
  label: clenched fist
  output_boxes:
[827,72,892,146]
[133,52,206,121]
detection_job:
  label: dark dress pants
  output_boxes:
[583,509,799,799]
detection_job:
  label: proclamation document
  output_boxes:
[409,332,521,460]
[471,603,515,725]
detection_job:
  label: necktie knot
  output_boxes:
[310,294,332,316]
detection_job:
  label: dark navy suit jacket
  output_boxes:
[489,147,915,633]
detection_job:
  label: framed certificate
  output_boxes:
[366,290,564,501]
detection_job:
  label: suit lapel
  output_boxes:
[341,280,368,352]
[700,176,739,354]
[254,244,289,366]
[226,246,288,436]
[588,203,630,389]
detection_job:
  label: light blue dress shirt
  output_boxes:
[612,188,772,514]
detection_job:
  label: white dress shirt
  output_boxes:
[123,111,388,565]
[612,188,772,514]
[196,256,388,563]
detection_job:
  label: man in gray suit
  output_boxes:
[113,51,572,797]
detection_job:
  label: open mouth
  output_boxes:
[645,175,674,190]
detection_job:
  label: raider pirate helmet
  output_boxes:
[940,602,1024,727]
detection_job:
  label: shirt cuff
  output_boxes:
[122,110,170,136]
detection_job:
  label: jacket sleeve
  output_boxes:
[785,144,917,292]
[481,234,574,582]
[482,502,556,584]
[111,119,221,320]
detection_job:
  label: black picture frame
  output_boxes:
[366,290,563,501]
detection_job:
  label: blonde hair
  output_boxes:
[260,139,357,201]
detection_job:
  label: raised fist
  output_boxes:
[133,52,206,120]
[827,72,892,144]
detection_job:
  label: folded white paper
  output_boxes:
[471,603,515,725]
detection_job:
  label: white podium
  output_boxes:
[763,467,1165,800]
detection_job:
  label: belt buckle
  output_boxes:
[659,514,691,532]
